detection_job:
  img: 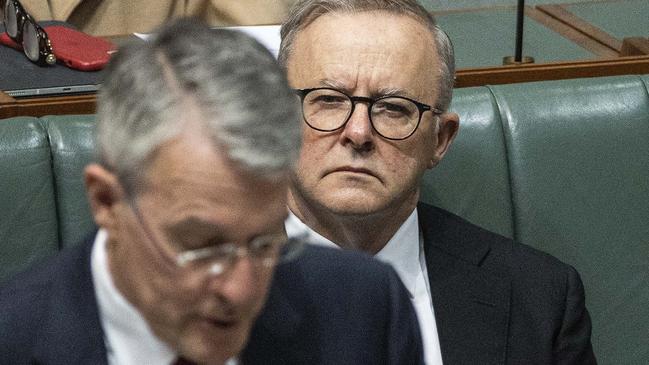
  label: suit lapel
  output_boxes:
[419,204,510,365]
[33,236,108,365]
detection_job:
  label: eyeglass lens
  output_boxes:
[3,0,55,65]
[23,20,39,61]
[302,89,421,139]
[4,1,17,37]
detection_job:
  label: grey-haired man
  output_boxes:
[281,1,597,364]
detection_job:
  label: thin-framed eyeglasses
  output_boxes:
[128,199,306,278]
[295,87,443,141]
[2,0,56,65]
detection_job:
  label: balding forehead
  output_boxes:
[287,11,441,103]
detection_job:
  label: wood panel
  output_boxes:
[3,55,649,118]
[456,55,649,88]
[0,91,13,103]
[0,94,96,119]
[527,6,618,57]
[537,4,623,52]
[621,37,649,56]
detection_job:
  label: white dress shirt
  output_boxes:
[285,210,444,365]
[91,229,238,365]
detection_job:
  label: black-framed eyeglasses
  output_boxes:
[3,0,56,65]
[128,198,306,278]
[295,87,443,141]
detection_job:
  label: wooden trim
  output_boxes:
[0,94,96,119]
[3,56,649,118]
[455,55,649,88]
[0,91,14,103]
[526,6,617,57]
[537,4,623,52]
[620,37,649,56]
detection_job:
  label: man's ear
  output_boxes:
[84,164,126,229]
[428,112,459,169]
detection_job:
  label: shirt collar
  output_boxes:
[285,209,421,298]
[91,229,177,365]
[90,229,241,365]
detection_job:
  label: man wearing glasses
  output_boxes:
[281,0,596,364]
[0,19,424,364]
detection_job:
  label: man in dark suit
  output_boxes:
[279,0,596,364]
[0,19,423,365]
[0,236,422,365]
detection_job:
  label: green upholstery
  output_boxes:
[0,118,59,283]
[1,74,648,363]
[489,76,649,365]
[40,115,97,248]
[641,73,649,91]
[420,74,649,365]
[421,86,514,238]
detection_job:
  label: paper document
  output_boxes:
[134,25,281,58]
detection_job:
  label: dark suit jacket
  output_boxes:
[419,202,596,364]
[0,234,423,365]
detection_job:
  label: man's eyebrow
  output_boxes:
[318,78,349,90]
[315,80,422,101]
[375,87,417,99]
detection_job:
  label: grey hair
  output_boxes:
[278,0,455,111]
[96,18,302,193]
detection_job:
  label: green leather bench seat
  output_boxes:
[0,118,59,282]
[490,76,649,364]
[41,115,97,248]
[421,86,514,238]
[1,74,648,364]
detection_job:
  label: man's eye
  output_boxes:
[374,100,413,117]
[313,95,347,104]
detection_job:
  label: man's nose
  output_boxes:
[207,257,264,306]
[340,103,375,151]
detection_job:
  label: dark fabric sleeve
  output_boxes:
[554,266,597,364]
[385,268,426,365]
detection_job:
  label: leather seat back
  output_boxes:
[488,75,649,363]
[421,87,514,238]
[0,118,59,283]
[41,115,97,248]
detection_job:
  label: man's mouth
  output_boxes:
[206,317,238,329]
[330,166,376,177]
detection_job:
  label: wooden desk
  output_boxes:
[2,23,649,118]
[456,55,649,88]
[3,54,649,118]
[0,92,96,119]
[0,34,137,119]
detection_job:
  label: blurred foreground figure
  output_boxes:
[0,18,424,365]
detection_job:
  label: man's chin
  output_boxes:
[180,320,252,364]
[320,194,389,217]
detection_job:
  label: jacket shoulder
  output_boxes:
[417,202,576,276]
[0,239,93,360]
